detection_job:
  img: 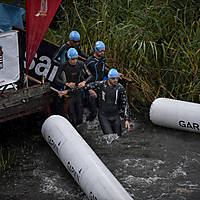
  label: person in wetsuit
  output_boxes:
[84,41,109,121]
[52,30,88,66]
[59,68,130,136]
[54,48,93,127]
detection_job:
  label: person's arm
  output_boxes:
[118,86,130,132]
[101,57,109,78]
[119,86,130,121]
[54,64,66,89]
[85,59,96,82]
[82,63,93,83]
[78,62,93,88]
[52,43,67,66]
[71,80,104,95]
[59,80,104,97]
[84,80,104,92]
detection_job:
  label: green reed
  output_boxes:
[0,146,15,173]
[45,0,200,112]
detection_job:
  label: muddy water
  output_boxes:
[0,113,200,200]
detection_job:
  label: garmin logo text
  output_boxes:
[67,161,80,184]
[47,135,59,154]
[178,120,200,131]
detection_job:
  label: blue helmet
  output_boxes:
[108,69,119,79]
[69,31,80,40]
[67,48,78,58]
[94,41,105,51]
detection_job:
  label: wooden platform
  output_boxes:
[0,82,53,123]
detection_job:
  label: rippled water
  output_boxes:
[0,113,200,200]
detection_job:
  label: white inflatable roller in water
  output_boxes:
[150,98,200,133]
[41,115,133,200]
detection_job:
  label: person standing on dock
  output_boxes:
[53,48,93,127]
[84,41,109,122]
[58,68,130,136]
[52,30,88,66]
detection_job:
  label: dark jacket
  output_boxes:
[85,55,109,82]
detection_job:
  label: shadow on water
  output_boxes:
[0,113,200,200]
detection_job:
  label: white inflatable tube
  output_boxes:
[41,115,133,200]
[150,98,200,133]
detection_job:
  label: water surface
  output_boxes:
[0,113,200,200]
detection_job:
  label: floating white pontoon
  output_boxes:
[41,115,134,200]
[150,98,200,133]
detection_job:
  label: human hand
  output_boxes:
[66,82,75,88]
[125,120,130,132]
[58,90,68,97]
[89,89,97,98]
[78,81,86,88]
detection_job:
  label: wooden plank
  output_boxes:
[0,94,52,122]
[25,73,42,84]
[0,83,51,109]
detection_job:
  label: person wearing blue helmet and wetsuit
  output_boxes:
[85,41,108,82]
[52,30,88,66]
[53,48,93,127]
[58,68,130,136]
[84,41,109,121]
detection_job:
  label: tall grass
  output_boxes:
[45,0,200,112]
[0,146,15,173]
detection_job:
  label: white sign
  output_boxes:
[0,30,20,87]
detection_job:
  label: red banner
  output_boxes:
[26,0,62,73]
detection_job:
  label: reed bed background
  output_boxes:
[45,0,200,112]
[2,0,200,111]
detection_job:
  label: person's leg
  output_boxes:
[98,114,113,134]
[75,95,83,126]
[86,95,97,121]
[51,94,65,116]
[111,115,122,136]
[68,97,77,127]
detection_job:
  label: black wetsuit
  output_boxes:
[84,55,109,121]
[85,55,108,82]
[70,80,129,135]
[52,43,88,66]
[54,60,93,127]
